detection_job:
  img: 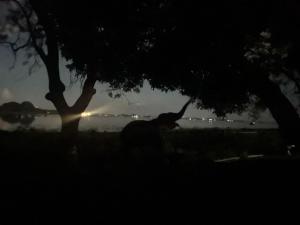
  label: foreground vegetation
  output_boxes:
[0,128,284,158]
[0,129,297,224]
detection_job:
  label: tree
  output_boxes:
[0,0,150,146]
[102,0,300,152]
[0,0,98,140]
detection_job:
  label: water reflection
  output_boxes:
[0,114,279,132]
[0,101,55,130]
[0,113,35,128]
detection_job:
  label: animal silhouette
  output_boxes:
[120,99,193,154]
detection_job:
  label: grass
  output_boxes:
[0,128,283,157]
[0,128,296,224]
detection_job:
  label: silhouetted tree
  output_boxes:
[0,0,97,139]
[0,0,144,150]
[122,0,300,152]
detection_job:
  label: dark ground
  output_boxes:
[0,129,299,224]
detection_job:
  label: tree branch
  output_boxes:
[28,55,40,75]
[12,0,48,64]
[28,0,65,95]
[72,77,97,114]
[45,92,69,115]
[0,35,31,55]
[14,36,32,51]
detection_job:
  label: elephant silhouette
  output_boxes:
[120,99,193,155]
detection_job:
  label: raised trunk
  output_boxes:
[175,98,192,120]
[252,75,300,154]
[158,98,192,122]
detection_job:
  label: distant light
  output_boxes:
[132,114,139,119]
[81,112,91,118]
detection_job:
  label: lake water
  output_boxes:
[0,114,278,132]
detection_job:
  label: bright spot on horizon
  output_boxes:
[81,112,92,118]
[80,104,112,119]
[132,114,139,119]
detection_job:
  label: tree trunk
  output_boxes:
[252,75,300,154]
[61,114,80,135]
[27,0,97,158]
[60,113,81,155]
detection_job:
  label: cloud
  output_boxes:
[0,88,14,101]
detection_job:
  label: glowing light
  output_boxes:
[81,112,91,118]
[63,104,112,123]
[79,105,111,119]
[132,114,139,119]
